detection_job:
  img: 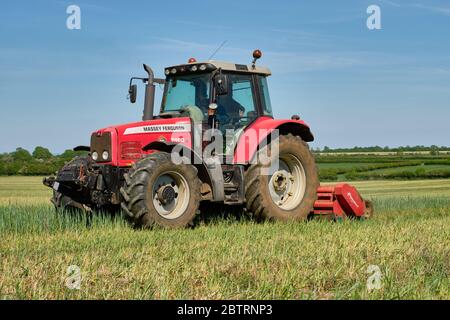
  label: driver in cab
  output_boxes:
[215,85,246,128]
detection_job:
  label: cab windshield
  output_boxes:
[161,74,211,113]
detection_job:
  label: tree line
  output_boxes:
[0,147,87,176]
[1,145,449,176]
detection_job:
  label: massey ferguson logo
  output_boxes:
[124,124,191,135]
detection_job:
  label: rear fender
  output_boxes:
[233,117,314,164]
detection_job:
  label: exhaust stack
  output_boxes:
[141,64,166,121]
[143,64,156,121]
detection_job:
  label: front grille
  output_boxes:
[90,132,112,162]
[121,141,142,160]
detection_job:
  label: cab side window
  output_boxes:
[258,75,273,116]
[216,74,257,127]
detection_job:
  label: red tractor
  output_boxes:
[44,50,372,228]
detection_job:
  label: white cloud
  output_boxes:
[380,0,450,16]
[140,38,399,74]
[173,20,232,30]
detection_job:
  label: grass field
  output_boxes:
[0,176,449,299]
[366,164,449,174]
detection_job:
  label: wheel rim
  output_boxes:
[268,155,306,211]
[152,171,190,219]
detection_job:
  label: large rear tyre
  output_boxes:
[120,152,201,229]
[244,134,319,221]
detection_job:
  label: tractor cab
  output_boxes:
[160,58,272,126]
[128,51,272,146]
[157,53,273,155]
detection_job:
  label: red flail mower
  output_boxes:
[312,184,373,220]
[43,50,373,228]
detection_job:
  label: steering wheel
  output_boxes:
[216,113,231,126]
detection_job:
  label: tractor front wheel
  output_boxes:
[120,152,201,229]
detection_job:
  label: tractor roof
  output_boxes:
[208,60,271,76]
[164,60,271,77]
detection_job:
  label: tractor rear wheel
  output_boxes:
[244,134,319,221]
[120,152,201,229]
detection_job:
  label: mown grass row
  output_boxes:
[345,168,450,181]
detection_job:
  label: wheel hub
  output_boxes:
[157,185,177,205]
[268,157,306,211]
[152,172,190,220]
[273,172,288,191]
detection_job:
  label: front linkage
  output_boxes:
[43,156,124,212]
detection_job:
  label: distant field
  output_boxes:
[317,163,449,173]
[0,176,449,299]
[367,164,449,174]
[317,151,450,156]
[317,162,379,169]
[316,153,450,181]
[0,176,50,206]
[324,179,450,197]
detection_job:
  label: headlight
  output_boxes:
[92,151,99,161]
[102,151,109,160]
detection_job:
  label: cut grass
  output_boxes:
[367,164,450,174]
[0,177,449,299]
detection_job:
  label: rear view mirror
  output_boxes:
[214,74,228,96]
[128,84,137,103]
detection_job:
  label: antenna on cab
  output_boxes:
[208,40,227,60]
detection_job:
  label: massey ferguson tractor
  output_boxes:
[44,50,372,228]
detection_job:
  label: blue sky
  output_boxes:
[0,0,449,153]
